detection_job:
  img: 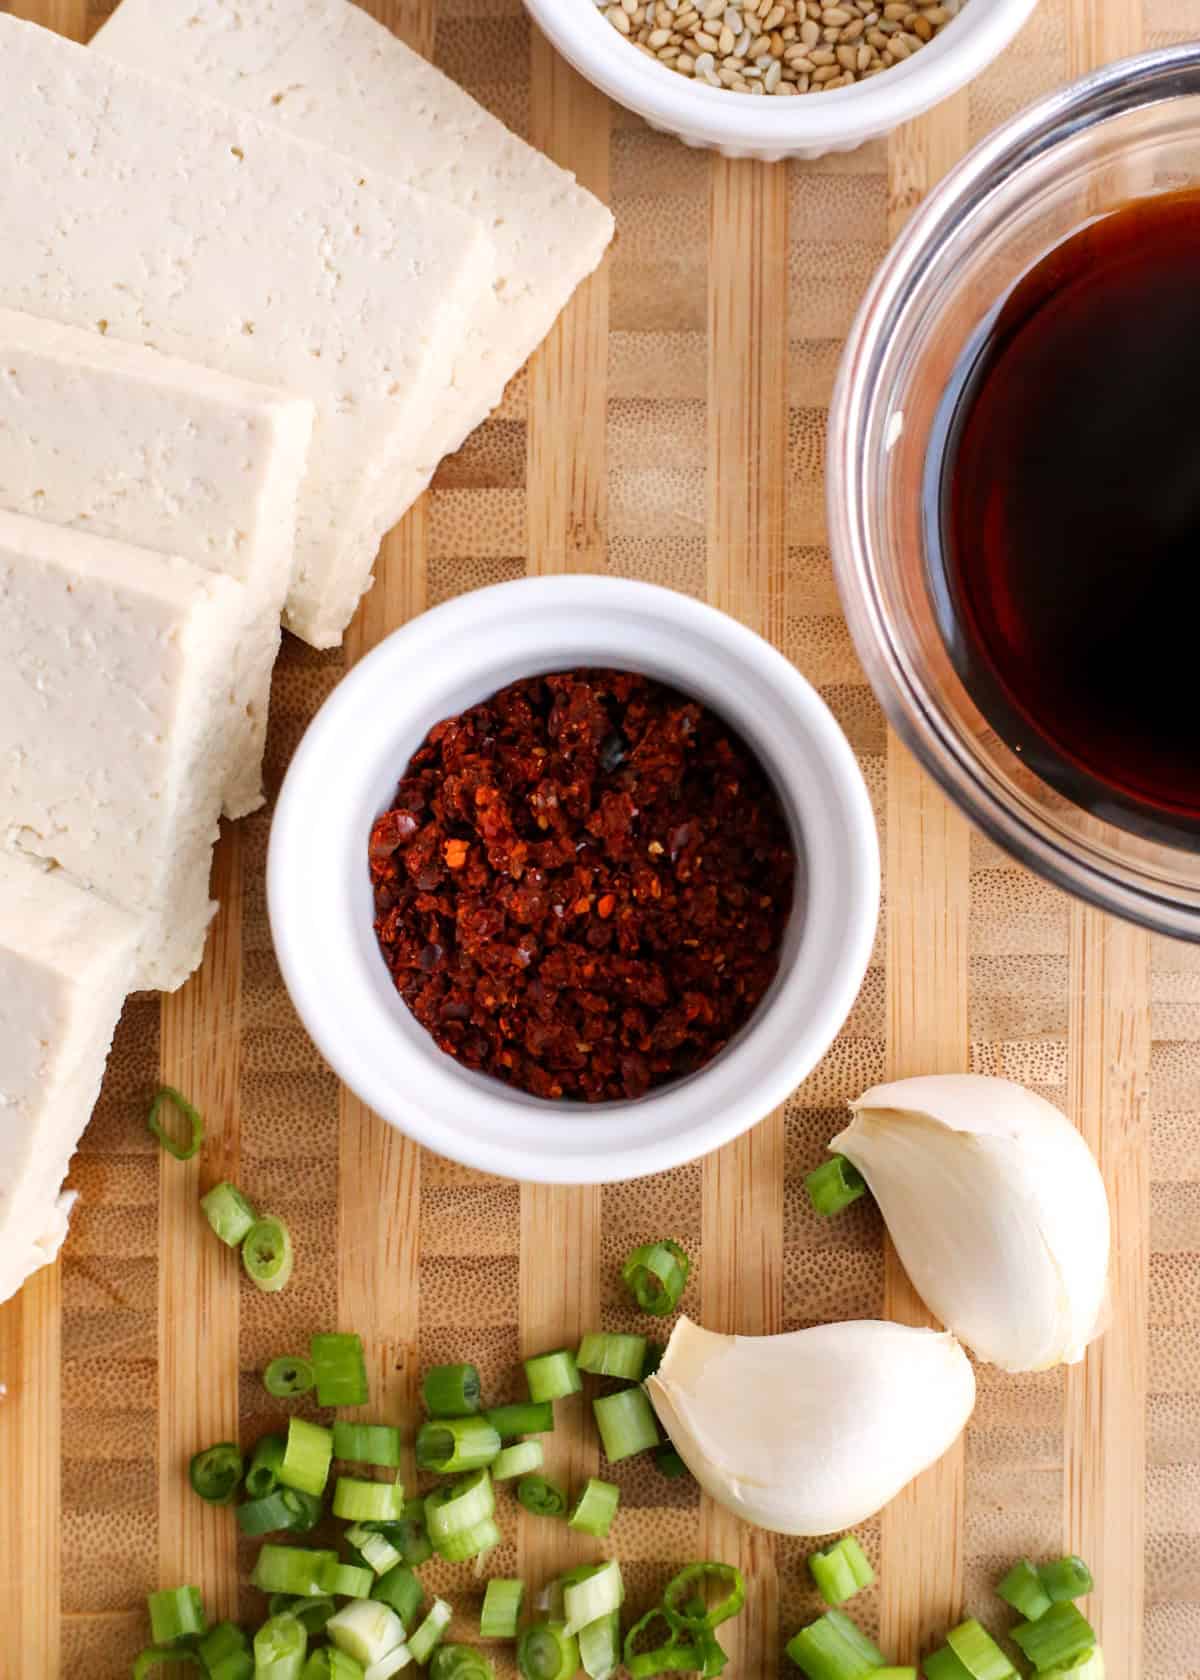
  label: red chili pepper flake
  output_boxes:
[368,669,795,1103]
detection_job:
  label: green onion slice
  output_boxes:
[311,1332,369,1407]
[281,1488,325,1534]
[784,1610,885,1680]
[808,1535,875,1607]
[132,1651,201,1678]
[205,1651,254,1680]
[364,1650,413,1680]
[997,1559,1053,1623]
[805,1156,867,1217]
[251,1546,339,1598]
[408,1600,453,1666]
[1039,1556,1095,1604]
[243,1216,295,1294]
[436,1516,502,1564]
[333,1422,403,1469]
[328,1600,407,1667]
[264,1356,315,1398]
[623,1608,701,1680]
[198,1622,250,1668]
[869,1672,918,1680]
[923,1650,975,1680]
[429,1646,495,1680]
[371,1562,423,1627]
[517,1620,580,1680]
[254,1613,309,1680]
[331,1564,375,1601]
[301,1653,368,1680]
[200,1181,257,1247]
[425,1470,495,1543]
[346,1525,403,1577]
[370,1500,433,1568]
[663,1562,745,1629]
[562,1559,623,1636]
[567,1476,619,1538]
[946,1620,1018,1680]
[246,1434,286,1499]
[1011,1603,1097,1671]
[578,1610,621,1680]
[147,1086,204,1160]
[480,1578,524,1640]
[423,1362,482,1416]
[516,1474,568,1518]
[148,1585,207,1645]
[279,1417,334,1498]
[620,1239,690,1316]
[492,1440,544,1482]
[236,1491,297,1537]
[654,1446,689,1480]
[333,1477,406,1524]
[484,1401,554,1438]
[275,1598,337,1636]
[188,1441,243,1505]
[1037,1655,1105,1680]
[593,1387,659,1462]
[576,1331,647,1381]
[416,1417,500,1474]
[524,1348,582,1403]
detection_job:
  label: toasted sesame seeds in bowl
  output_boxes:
[523,0,1040,159]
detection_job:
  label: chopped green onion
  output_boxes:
[425,1469,495,1543]
[664,1562,745,1629]
[1039,1655,1105,1680]
[331,1564,375,1601]
[280,1488,324,1534]
[148,1585,207,1645]
[201,1181,257,1247]
[870,1672,917,1680]
[516,1474,568,1518]
[923,1650,975,1680]
[364,1647,414,1680]
[576,1331,647,1381]
[808,1536,875,1607]
[567,1476,619,1539]
[206,1651,254,1680]
[147,1086,204,1161]
[370,1500,433,1568]
[132,1651,201,1677]
[524,1349,582,1403]
[408,1600,454,1666]
[188,1441,243,1505]
[254,1613,308,1680]
[641,1342,665,1380]
[198,1622,250,1670]
[624,1608,701,1679]
[416,1417,500,1474]
[264,1356,315,1398]
[333,1423,403,1469]
[429,1647,495,1680]
[371,1563,423,1627]
[480,1579,524,1640]
[997,1559,1053,1622]
[593,1387,659,1462]
[492,1441,544,1481]
[246,1434,286,1499]
[243,1215,294,1294]
[784,1610,884,1680]
[1011,1603,1097,1672]
[621,1239,690,1316]
[654,1446,688,1480]
[280,1418,334,1498]
[437,1517,502,1563]
[236,1491,297,1537]
[805,1156,866,1217]
[311,1332,369,1407]
[274,1598,337,1636]
[423,1362,482,1416]
[578,1610,621,1680]
[562,1559,623,1637]
[1039,1557,1095,1604]
[252,1546,339,1598]
[328,1600,408,1668]
[517,1621,579,1680]
[301,1653,367,1680]
[333,1477,406,1524]
[346,1525,403,1577]
[947,1620,1018,1680]
[484,1401,554,1438]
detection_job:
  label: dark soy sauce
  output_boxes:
[933,189,1200,847]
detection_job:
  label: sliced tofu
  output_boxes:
[93,0,615,559]
[0,16,495,650]
[0,510,247,991]
[0,309,314,818]
[0,853,139,1307]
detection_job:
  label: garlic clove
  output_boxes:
[833,1073,1110,1373]
[645,1315,975,1537]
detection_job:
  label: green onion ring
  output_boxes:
[242,1215,294,1294]
[516,1474,568,1518]
[187,1441,243,1505]
[147,1086,204,1160]
[620,1239,689,1316]
[662,1562,746,1628]
[263,1355,315,1398]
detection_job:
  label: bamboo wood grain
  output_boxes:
[700,155,788,1674]
[880,94,971,1660]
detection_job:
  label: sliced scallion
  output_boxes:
[808,1535,875,1607]
[578,1610,621,1680]
[425,1469,495,1544]
[279,1418,334,1498]
[524,1349,582,1403]
[562,1559,623,1637]
[423,1362,482,1416]
[784,1609,884,1680]
[484,1401,554,1439]
[1038,1655,1105,1680]
[923,1650,975,1680]
[437,1516,502,1563]
[371,1563,423,1628]
[805,1156,866,1217]
[331,1564,375,1601]
[516,1474,568,1518]
[620,1239,689,1316]
[147,1086,204,1161]
[264,1356,315,1398]
[1039,1556,1095,1604]
[246,1434,286,1499]
[327,1600,408,1668]
[198,1622,249,1670]
[408,1600,454,1666]
[332,1477,406,1524]
[654,1446,688,1480]
[243,1215,295,1294]
[311,1332,369,1407]
[946,1620,1018,1680]
[624,1608,700,1680]
[869,1672,917,1680]
[429,1647,495,1680]
[345,1525,403,1577]
[283,1598,338,1636]
[148,1585,207,1645]
[480,1579,524,1640]
[373,1500,433,1568]
[492,1440,544,1481]
[205,1652,254,1680]
[1011,1603,1097,1671]
[236,1491,297,1537]
[664,1562,745,1629]
[593,1386,659,1462]
[253,1613,308,1680]
[567,1476,619,1539]
[132,1651,201,1678]
[301,1652,367,1680]
[251,1546,339,1598]
[997,1559,1053,1622]
[416,1417,500,1474]
[517,1621,579,1680]
[280,1488,324,1534]
[576,1331,647,1381]
[200,1181,257,1247]
[364,1647,414,1680]
[333,1423,403,1469]
[188,1441,243,1505]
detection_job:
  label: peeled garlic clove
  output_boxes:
[645,1315,975,1537]
[833,1073,1110,1373]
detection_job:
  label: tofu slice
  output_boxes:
[0,853,139,1307]
[93,0,616,560]
[0,309,314,818]
[0,17,495,650]
[0,510,248,991]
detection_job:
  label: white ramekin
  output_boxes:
[523,0,1039,160]
[268,577,879,1183]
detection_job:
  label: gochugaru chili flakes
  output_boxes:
[368,669,795,1103]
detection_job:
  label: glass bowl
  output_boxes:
[829,43,1200,941]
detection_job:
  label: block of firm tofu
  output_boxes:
[0,309,315,819]
[0,510,248,992]
[0,18,495,650]
[0,854,139,1307]
[93,0,616,569]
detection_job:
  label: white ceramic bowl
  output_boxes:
[523,0,1039,160]
[268,577,879,1183]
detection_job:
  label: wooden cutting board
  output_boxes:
[1,0,1197,1674]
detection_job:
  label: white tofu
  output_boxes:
[0,853,139,1307]
[0,510,248,991]
[0,17,495,649]
[0,309,314,818]
[93,0,615,560]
